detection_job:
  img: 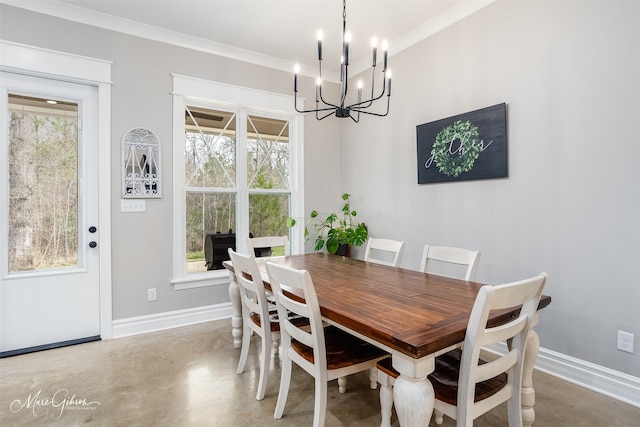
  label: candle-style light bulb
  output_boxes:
[371,37,378,66]
[386,70,392,96]
[357,80,363,103]
[294,63,300,91]
[316,76,322,101]
[381,39,389,72]
[344,31,352,65]
[317,30,323,60]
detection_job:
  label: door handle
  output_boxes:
[89,241,97,248]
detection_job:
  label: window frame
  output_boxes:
[171,75,304,289]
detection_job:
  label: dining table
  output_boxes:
[224,252,551,427]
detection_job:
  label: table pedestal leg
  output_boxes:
[227,269,242,348]
[522,329,540,427]
[393,374,434,427]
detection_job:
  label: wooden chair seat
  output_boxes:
[292,325,388,369]
[430,349,508,405]
[377,349,507,406]
[250,311,309,332]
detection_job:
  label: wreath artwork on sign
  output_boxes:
[416,103,507,184]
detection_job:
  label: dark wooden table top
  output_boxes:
[227,252,551,360]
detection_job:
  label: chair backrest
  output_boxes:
[248,235,290,257]
[228,249,271,332]
[265,261,326,375]
[363,238,405,267]
[420,245,480,281]
[457,273,547,424]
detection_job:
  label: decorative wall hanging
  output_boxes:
[122,128,161,198]
[416,103,507,184]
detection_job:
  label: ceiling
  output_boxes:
[5,0,493,80]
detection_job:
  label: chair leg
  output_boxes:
[369,366,378,389]
[255,333,271,401]
[434,408,444,424]
[313,377,328,427]
[378,370,394,427]
[274,352,292,420]
[236,325,251,374]
[338,376,347,393]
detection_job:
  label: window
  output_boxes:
[172,75,304,288]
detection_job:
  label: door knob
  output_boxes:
[89,226,97,233]
[89,241,97,248]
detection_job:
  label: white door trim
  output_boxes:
[0,40,114,339]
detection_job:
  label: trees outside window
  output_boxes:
[183,107,293,273]
[7,94,79,272]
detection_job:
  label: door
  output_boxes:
[0,72,100,356]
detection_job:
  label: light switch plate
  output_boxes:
[121,199,146,212]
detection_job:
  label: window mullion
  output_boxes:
[236,109,249,254]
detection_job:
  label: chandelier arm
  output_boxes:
[295,104,337,114]
[294,89,336,113]
[317,110,336,120]
[350,96,390,117]
[346,77,387,109]
[355,66,377,109]
[318,84,340,109]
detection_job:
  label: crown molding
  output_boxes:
[2,0,495,84]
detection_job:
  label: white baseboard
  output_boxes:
[485,343,640,409]
[111,303,232,339]
[112,308,640,409]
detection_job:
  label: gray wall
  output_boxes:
[1,1,638,378]
[343,0,640,377]
[0,4,339,320]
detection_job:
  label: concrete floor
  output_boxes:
[1,319,638,426]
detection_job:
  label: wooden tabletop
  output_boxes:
[227,253,551,359]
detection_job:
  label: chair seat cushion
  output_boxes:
[292,326,387,369]
[376,349,508,406]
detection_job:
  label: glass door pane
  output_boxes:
[7,94,79,273]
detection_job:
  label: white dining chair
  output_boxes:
[363,237,405,267]
[228,248,281,401]
[247,235,290,258]
[420,245,481,281]
[378,273,547,427]
[265,261,388,427]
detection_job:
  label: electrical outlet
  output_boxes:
[617,331,634,354]
[147,288,157,302]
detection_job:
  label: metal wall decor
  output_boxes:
[122,128,161,198]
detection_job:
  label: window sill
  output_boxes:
[171,271,231,290]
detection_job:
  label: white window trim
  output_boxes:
[171,74,304,289]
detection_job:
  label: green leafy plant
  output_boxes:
[287,193,368,254]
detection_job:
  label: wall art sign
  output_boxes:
[416,103,507,184]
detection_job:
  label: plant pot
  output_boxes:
[334,244,350,257]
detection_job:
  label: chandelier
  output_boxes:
[293,0,391,123]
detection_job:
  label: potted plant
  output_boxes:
[287,193,368,255]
